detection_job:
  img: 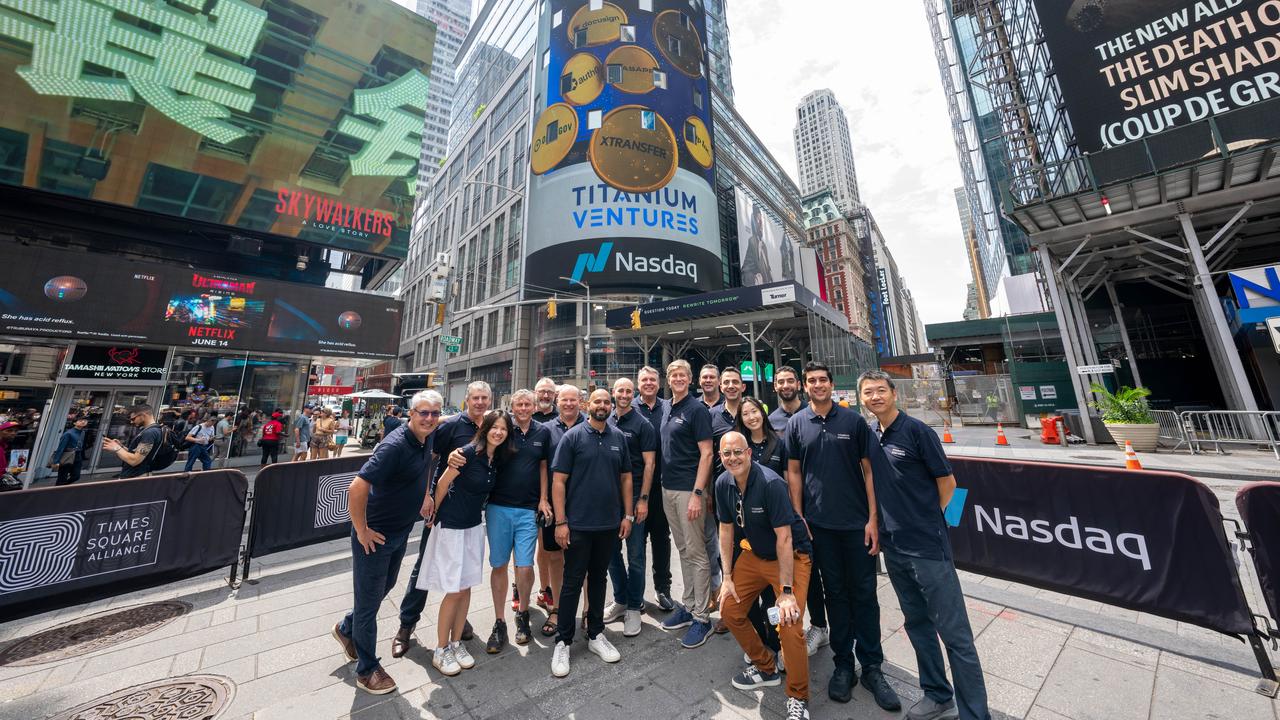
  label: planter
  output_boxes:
[1104,422,1159,453]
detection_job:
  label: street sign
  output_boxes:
[445,344,461,353]
[441,335,462,345]
[1267,316,1280,354]
[1076,364,1115,375]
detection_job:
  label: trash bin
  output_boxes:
[1040,416,1062,445]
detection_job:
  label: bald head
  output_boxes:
[720,431,751,478]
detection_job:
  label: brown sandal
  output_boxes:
[391,626,414,658]
[541,609,558,637]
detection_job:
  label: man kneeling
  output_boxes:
[716,431,812,720]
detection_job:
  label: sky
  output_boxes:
[725,1,969,325]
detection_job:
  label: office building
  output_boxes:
[802,190,872,343]
[413,0,473,194]
[793,89,861,215]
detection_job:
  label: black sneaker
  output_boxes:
[862,667,901,711]
[485,619,507,654]
[731,664,782,691]
[828,666,857,703]
[514,610,532,645]
[655,591,675,611]
[785,697,810,720]
[461,619,475,641]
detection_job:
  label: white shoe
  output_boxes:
[742,649,785,674]
[804,625,829,656]
[601,601,626,623]
[432,646,461,676]
[588,633,621,663]
[451,640,475,669]
[623,609,642,637]
[551,641,571,677]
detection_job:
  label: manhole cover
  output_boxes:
[49,675,234,720]
[0,600,190,667]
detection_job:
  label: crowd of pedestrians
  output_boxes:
[332,364,990,720]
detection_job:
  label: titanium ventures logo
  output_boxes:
[570,242,613,284]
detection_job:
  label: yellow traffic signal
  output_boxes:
[435,302,445,325]
[630,307,642,329]
[426,372,437,388]
[547,297,558,319]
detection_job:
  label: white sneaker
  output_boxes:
[742,649,785,674]
[601,601,626,623]
[432,646,461,676]
[805,624,830,656]
[551,640,571,677]
[588,633,621,663]
[623,609,642,637]
[451,640,475,669]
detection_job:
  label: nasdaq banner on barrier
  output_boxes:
[946,457,1253,636]
[0,470,248,621]
[524,0,722,295]
[1236,481,1280,629]
[248,455,368,559]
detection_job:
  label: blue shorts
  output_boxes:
[486,504,537,568]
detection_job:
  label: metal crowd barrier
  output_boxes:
[1151,410,1188,451]
[1181,410,1280,460]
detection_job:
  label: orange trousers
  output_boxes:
[721,549,812,700]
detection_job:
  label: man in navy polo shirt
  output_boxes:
[332,389,442,695]
[533,377,559,423]
[860,370,989,720]
[392,381,490,657]
[550,388,634,678]
[605,377,657,636]
[659,359,717,648]
[535,384,584,634]
[699,363,723,410]
[636,365,676,611]
[785,361,899,710]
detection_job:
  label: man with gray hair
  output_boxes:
[391,380,491,657]
[533,377,559,423]
[332,390,443,695]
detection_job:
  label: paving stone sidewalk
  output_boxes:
[2,524,1278,720]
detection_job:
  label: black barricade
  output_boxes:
[0,470,248,622]
[1236,481,1280,632]
[946,457,1253,636]
[248,455,368,559]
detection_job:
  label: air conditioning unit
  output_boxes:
[434,252,451,269]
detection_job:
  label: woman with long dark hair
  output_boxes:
[418,409,512,676]
[735,396,786,475]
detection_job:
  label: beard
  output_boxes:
[590,407,610,422]
[778,388,798,402]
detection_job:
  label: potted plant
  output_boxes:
[1089,383,1158,452]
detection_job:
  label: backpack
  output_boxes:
[145,425,182,473]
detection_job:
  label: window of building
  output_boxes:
[136,164,241,223]
[487,310,499,347]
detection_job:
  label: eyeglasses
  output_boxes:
[719,448,748,459]
[412,409,442,418]
[735,495,744,528]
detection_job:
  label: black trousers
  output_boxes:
[748,584,781,652]
[556,528,620,645]
[646,488,673,593]
[260,440,279,465]
[55,461,82,486]
[811,525,883,672]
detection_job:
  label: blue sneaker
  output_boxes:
[661,606,694,630]
[680,620,713,648]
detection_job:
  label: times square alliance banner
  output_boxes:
[524,0,722,295]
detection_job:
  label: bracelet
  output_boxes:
[555,521,568,527]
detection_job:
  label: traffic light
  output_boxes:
[426,372,437,388]
[435,302,445,325]
[630,307,642,329]
[547,297,558,319]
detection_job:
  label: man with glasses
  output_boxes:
[533,377,559,423]
[332,390,444,695]
[101,404,164,478]
[716,431,813,720]
[636,366,676,611]
[391,381,491,657]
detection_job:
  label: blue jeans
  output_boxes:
[397,523,432,629]
[339,524,412,676]
[608,517,647,609]
[885,551,990,720]
[184,443,212,472]
[810,525,883,672]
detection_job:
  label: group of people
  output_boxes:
[334,362,989,720]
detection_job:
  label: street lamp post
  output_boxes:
[559,276,591,383]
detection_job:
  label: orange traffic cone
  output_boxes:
[942,424,955,444]
[995,423,1009,446]
[1123,440,1143,470]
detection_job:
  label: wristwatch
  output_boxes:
[781,585,794,595]
[639,494,648,501]
[693,488,704,497]
[625,515,636,522]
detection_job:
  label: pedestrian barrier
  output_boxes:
[1150,409,1188,451]
[1181,410,1280,460]
[0,470,248,622]
[947,456,1276,692]
[1235,481,1280,696]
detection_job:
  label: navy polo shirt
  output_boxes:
[748,434,787,475]
[358,424,436,532]
[532,410,558,424]
[636,397,669,487]
[544,413,583,456]
[430,413,480,486]
[609,407,657,499]
[436,444,496,529]
[785,403,875,531]
[710,402,740,477]
[715,463,811,561]
[552,421,632,531]
[661,394,713,492]
[768,406,797,434]
[490,420,551,510]
[872,411,954,561]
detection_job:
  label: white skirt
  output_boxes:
[417,524,486,593]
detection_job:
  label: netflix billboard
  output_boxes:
[0,243,402,359]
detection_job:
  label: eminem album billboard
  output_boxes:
[0,244,402,358]
[525,0,722,295]
[1033,0,1280,152]
[0,0,437,259]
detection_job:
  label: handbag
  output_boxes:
[57,449,77,465]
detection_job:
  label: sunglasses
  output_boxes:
[735,494,744,528]
[412,409,442,418]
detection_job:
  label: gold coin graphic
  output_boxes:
[683,116,713,168]
[653,9,704,78]
[560,52,604,106]
[589,104,678,194]
[603,45,661,95]
[531,103,579,175]
[567,2,628,48]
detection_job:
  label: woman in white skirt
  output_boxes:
[419,409,510,675]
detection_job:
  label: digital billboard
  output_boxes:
[1033,0,1280,153]
[0,243,402,358]
[0,0,437,259]
[735,187,824,297]
[525,0,722,295]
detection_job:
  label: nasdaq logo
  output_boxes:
[570,242,613,283]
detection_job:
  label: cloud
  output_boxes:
[726,0,970,324]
